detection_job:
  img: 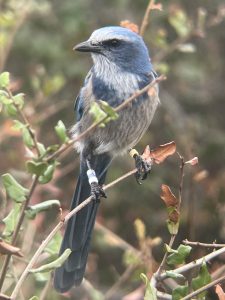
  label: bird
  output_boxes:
[54,26,159,293]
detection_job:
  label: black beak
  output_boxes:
[73,41,101,53]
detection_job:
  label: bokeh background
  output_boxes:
[0,0,225,299]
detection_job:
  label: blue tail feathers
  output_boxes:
[54,153,112,292]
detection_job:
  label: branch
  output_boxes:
[10,167,140,299]
[0,175,39,291]
[183,239,225,248]
[159,246,225,281]
[140,0,155,36]
[181,273,225,300]
[46,75,166,162]
[6,88,41,156]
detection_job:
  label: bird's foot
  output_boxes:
[134,154,152,184]
[90,182,107,203]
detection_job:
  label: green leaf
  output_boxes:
[167,245,192,266]
[33,272,50,283]
[140,273,157,300]
[5,103,17,116]
[192,261,211,299]
[165,271,185,280]
[0,90,10,104]
[37,143,46,156]
[172,285,188,300]
[29,296,39,300]
[30,248,72,273]
[2,204,21,238]
[89,101,107,127]
[2,173,29,203]
[13,120,34,148]
[134,218,146,242]
[54,120,69,143]
[46,144,60,153]
[45,232,62,256]
[38,162,57,184]
[99,100,119,121]
[13,93,25,109]
[0,72,10,88]
[167,219,179,235]
[22,127,34,148]
[26,161,48,176]
[169,8,191,37]
[25,200,60,219]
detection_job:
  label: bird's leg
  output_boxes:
[86,159,107,202]
[129,148,152,184]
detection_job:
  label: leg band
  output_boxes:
[87,169,98,184]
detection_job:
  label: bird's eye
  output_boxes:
[103,39,121,48]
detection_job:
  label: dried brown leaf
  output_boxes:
[142,141,176,164]
[0,240,23,257]
[185,156,199,166]
[215,285,225,300]
[120,20,139,34]
[169,208,180,223]
[160,184,178,207]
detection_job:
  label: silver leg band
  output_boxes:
[87,169,98,184]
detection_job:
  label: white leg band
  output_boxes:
[87,169,98,184]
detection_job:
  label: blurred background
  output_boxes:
[0,0,225,299]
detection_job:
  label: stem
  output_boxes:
[0,176,39,291]
[10,168,140,299]
[159,246,225,281]
[6,88,41,156]
[183,239,225,248]
[181,273,225,300]
[140,0,155,36]
[46,75,166,163]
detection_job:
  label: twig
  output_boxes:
[95,222,139,255]
[105,264,139,300]
[140,0,155,36]
[10,167,139,299]
[159,246,225,281]
[151,152,185,287]
[46,75,166,162]
[181,273,225,300]
[6,88,41,157]
[0,175,39,291]
[177,152,185,210]
[183,239,225,248]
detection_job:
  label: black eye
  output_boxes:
[103,39,121,47]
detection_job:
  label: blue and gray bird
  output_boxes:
[54,26,159,292]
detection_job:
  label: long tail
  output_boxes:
[54,153,112,293]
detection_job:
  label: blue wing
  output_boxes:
[74,68,93,121]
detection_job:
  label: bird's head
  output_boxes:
[73,26,152,74]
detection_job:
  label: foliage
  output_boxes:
[0,0,224,299]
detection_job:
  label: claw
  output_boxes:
[90,182,107,203]
[134,154,152,184]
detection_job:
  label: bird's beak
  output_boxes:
[73,40,101,53]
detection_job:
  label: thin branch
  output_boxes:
[140,0,155,36]
[181,273,225,300]
[10,167,140,299]
[183,239,225,248]
[105,264,139,300]
[6,88,41,157]
[0,176,39,291]
[46,75,166,162]
[159,246,225,281]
